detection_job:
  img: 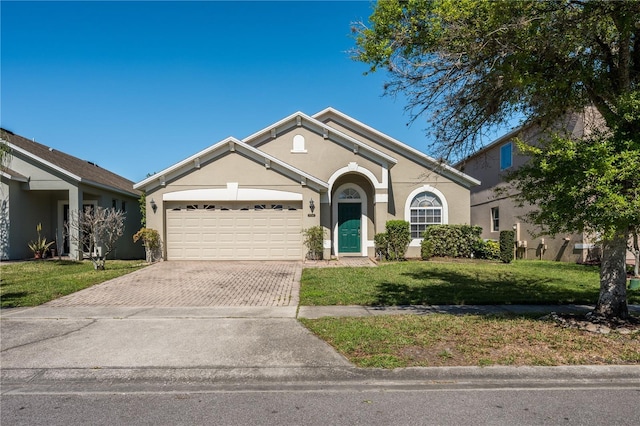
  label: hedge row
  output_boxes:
[374,222,506,262]
[420,225,501,261]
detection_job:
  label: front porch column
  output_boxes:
[68,188,83,261]
[374,192,389,233]
[320,195,331,259]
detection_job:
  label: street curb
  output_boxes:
[3,365,639,392]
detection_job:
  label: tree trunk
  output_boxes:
[595,233,629,319]
[633,230,639,277]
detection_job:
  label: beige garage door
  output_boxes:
[166,202,303,260]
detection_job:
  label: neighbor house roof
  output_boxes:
[1,128,138,197]
[454,108,595,168]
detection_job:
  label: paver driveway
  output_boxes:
[45,261,301,307]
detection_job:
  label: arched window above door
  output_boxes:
[338,188,361,200]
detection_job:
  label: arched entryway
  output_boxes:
[332,182,370,257]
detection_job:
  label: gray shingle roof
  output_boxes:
[1,128,138,197]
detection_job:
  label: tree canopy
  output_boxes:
[353,0,640,159]
[353,0,640,319]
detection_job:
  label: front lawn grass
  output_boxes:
[300,314,640,368]
[300,259,640,306]
[0,260,147,308]
[300,259,640,368]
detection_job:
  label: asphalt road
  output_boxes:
[3,382,639,426]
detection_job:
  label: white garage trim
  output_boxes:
[163,187,303,202]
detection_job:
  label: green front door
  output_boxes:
[338,203,361,253]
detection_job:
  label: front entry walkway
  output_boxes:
[45,261,301,307]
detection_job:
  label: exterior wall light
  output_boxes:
[150,199,157,213]
[309,199,315,214]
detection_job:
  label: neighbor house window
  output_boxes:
[410,192,442,239]
[500,142,513,170]
[122,201,127,212]
[491,207,500,232]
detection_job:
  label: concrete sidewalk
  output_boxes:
[3,303,640,394]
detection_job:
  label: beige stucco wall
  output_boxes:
[460,125,593,263]
[254,119,472,226]
[317,117,471,216]
[470,194,592,262]
[254,127,384,184]
[144,150,322,259]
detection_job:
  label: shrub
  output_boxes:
[374,232,389,260]
[386,220,411,260]
[303,226,325,260]
[133,227,162,263]
[375,221,411,261]
[500,230,515,263]
[473,239,501,260]
[421,225,483,258]
[420,239,434,260]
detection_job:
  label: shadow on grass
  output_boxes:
[373,269,600,306]
[0,291,30,309]
[50,260,83,266]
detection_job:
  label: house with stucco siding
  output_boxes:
[456,108,623,263]
[1,129,143,260]
[134,108,480,260]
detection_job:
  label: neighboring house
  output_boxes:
[457,109,607,263]
[0,129,144,260]
[134,108,480,261]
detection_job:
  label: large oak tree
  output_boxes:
[353,0,640,319]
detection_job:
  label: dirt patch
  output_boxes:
[541,312,640,335]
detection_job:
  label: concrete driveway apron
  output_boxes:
[1,261,351,381]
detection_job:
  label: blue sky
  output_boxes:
[2,1,503,183]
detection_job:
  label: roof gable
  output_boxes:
[312,107,480,187]
[1,128,138,197]
[135,108,483,192]
[134,137,329,192]
[242,111,399,167]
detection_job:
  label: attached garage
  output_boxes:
[164,189,304,260]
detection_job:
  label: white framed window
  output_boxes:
[491,207,500,232]
[409,192,442,239]
[500,142,513,170]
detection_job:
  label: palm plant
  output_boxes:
[28,223,54,259]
